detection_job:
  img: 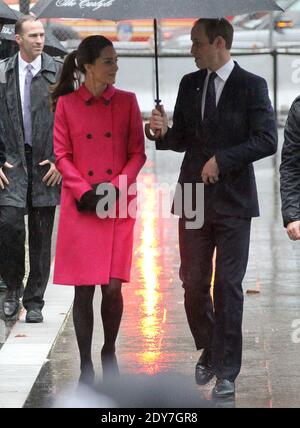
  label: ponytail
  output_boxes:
[51,36,113,111]
[50,50,81,111]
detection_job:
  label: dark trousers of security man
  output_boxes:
[0,145,55,319]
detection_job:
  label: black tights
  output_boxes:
[73,279,123,382]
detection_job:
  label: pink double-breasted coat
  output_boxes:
[53,84,146,285]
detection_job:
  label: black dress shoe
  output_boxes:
[212,379,235,399]
[195,349,214,385]
[101,350,120,382]
[3,290,20,318]
[26,308,43,323]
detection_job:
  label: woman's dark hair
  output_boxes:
[51,35,113,111]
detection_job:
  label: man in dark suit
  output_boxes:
[0,16,15,292]
[0,15,62,322]
[149,18,277,398]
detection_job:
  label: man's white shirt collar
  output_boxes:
[18,53,42,74]
[210,58,235,83]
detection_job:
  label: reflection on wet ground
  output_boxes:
[21,130,300,407]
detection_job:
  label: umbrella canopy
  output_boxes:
[30,0,283,20]
[46,22,80,41]
[0,24,67,57]
[0,0,18,24]
[30,0,283,113]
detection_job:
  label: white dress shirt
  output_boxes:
[18,53,42,120]
[201,58,235,119]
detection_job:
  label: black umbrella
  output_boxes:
[30,0,283,21]
[0,24,67,58]
[31,0,282,104]
[0,0,18,24]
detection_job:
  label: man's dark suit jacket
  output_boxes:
[156,62,278,219]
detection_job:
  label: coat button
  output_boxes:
[85,100,92,106]
[86,134,92,139]
[103,99,110,106]
[105,132,112,138]
[88,170,94,176]
[106,169,113,175]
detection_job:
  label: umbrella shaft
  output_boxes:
[154,18,160,107]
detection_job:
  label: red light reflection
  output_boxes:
[134,174,166,374]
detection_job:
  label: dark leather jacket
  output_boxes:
[280,96,300,227]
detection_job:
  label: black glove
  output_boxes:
[76,183,120,213]
[76,189,102,212]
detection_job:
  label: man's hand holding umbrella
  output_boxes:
[149,104,168,138]
[149,106,220,185]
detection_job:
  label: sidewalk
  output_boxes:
[1,129,300,408]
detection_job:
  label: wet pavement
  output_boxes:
[0,213,59,351]
[0,219,31,350]
[2,128,300,408]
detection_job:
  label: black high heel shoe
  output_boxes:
[78,363,95,386]
[101,349,120,382]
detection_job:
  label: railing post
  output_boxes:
[272,49,278,122]
[272,49,278,171]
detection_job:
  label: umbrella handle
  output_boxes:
[144,123,161,141]
[144,103,162,141]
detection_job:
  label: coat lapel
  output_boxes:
[216,63,240,117]
[194,69,207,136]
[5,56,24,141]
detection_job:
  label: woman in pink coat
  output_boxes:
[51,36,146,385]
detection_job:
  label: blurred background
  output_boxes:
[1,0,299,125]
[1,1,300,408]
[1,0,297,51]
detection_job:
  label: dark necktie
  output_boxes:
[24,64,33,146]
[203,71,218,126]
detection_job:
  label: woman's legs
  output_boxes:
[101,278,123,379]
[101,278,123,352]
[73,285,95,384]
